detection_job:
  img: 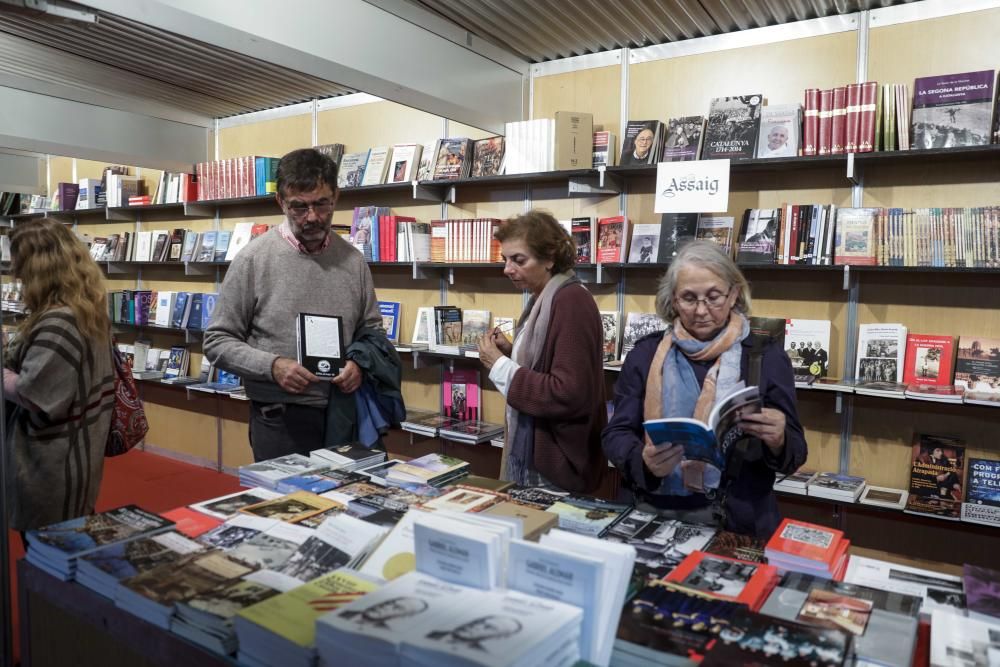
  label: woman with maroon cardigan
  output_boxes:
[602,241,807,538]
[477,211,607,493]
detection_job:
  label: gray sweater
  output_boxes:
[204,229,382,407]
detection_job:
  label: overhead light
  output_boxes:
[0,0,98,24]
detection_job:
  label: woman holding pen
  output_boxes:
[477,210,608,494]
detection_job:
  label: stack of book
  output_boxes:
[234,568,381,667]
[807,472,866,502]
[400,412,461,437]
[309,443,386,472]
[437,419,504,444]
[25,506,175,581]
[545,496,631,538]
[764,519,850,579]
[845,555,966,619]
[238,454,327,490]
[170,578,282,655]
[662,551,780,612]
[188,488,282,521]
[275,468,367,495]
[773,470,817,495]
[76,530,206,599]
[385,453,470,488]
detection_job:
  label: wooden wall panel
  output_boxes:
[628,32,856,121]
[220,398,253,469]
[140,385,219,461]
[447,121,493,141]
[318,101,442,153]
[864,161,1000,208]
[532,65,621,132]
[218,115,311,161]
[48,157,73,194]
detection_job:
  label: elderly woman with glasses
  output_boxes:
[602,240,806,538]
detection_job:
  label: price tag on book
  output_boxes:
[654,159,730,214]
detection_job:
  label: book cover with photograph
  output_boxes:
[784,319,832,378]
[570,217,594,263]
[387,143,420,183]
[433,306,463,347]
[443,367,480,422]
[27,506,174,561]
[961,458,1000,527]
[460,309,490,345]
[621,312,667,361]
[599,311,619,363]
[657,213,699,262]
[700,610,848,667]
[702,95,763,160]
[596,216,628,263]
[833,208,878,266]
[433,138,472,180]
[736,208,780,264]
[337,152,369,188]
[911,69,995,149]
[904,433,967,520]
[664,551,778,610]
[859,485,909,510]
[603,516,715,582]
[619,120,663,166]
[592,130,616,167]
[756,104,802,158]
[661,116,705,161]
[954,336,1000,397]
[240,492,337,524]
[902,333,955,387]
[627,223,661,264]
[855,323,907,384]
[377,301,401,343]
[470,137,505,178]
[695,216,735,255]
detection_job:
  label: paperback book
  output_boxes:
[904,433,967,520]
[855,322,907,384]
[657,213,699,262]
[736,208,780,264]
[694,216,735,255]
[756,103,802,158]
[442,367,480,422]
[784,319,832,378]
[954,336,1000,401]
[661,116,705,161]
[911,69,995,148]
[859,485,909,510]
[700,610,848,667]
[702,94,763,160]
[619,120,663,166]
[621,312,667,361]
[599,311,619,362]
[902,333,955,387]
[961,457,1000,527]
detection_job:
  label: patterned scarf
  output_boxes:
[644,313,749,494]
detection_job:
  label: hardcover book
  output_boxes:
[756,104,802,158]
[961,458,1000,527]
[902,333,955,386]
[661,116,705,161]
[619,120,663,166]
[911,69,995,148]
[904,433,967,520]
[702,95,763,160]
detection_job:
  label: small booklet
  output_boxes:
[296,313,345,378]
[643,385,761,467]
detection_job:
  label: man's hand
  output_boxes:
[642,435,684,478]
[332,360,363,394]
[271,357,321,394]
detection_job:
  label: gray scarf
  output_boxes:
[500,271,578,484]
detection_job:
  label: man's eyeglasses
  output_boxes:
[284,201,334,219]
[675,288,733,312]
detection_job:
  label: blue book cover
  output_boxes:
[216,369,239,386]
[201,293,218,329]
[378,301,401,342]
[213,231,232,261]
[186,293,204,330]
[171,292,190,328]
[966,458,1000,507]
[25,505,173,559]
[276,473,340,495]
[255,157,266,195]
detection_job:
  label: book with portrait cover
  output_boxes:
[337,151,369,189]
[702,95,763,160]
[661,116,706,161]
[387,143,421,183]
[599,311,619,363]
[784,319,832,379]
[240,491,338,524]
[756,104,802,158]
[911,69,995,149]
[961,458,1000,527]
[663,551,779,611]
[902,333,955,387]
[571,216,594,263]
[619,120,663,166]
[442,367,480,422]
[904,433,967,520]
[658,213,699,262]
[627,223,661,264]
[470,136,505,178]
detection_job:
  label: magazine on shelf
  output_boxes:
[643,384,761,469]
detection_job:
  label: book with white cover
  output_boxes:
[844,555,966,618]
[154,291,176,328]
[359,511,420,581]
[360,146,390,186]
[785,319,832,379]
[198,515,278,551]
[225,222,255,261]
[273,513,388,586]
[930,608,999,667]
[411,306,434,345]
[226,521,313,570]
[387,144,421,183]
[413,512,504,590]
[859,485,909,510]
[190,488,282,521]
[855,323,907,383]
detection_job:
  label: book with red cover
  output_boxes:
[858,81,879,153]
[765,518,845,569]
[596,216,629,263]
[818,89,834,155]
[663,551,779,611]
[902,333,955,387]
[845,83,861,153]
[831,86,848,155]
[803,88,820,156]
[161,507,222,538]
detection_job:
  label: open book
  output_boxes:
[643,384,761,467]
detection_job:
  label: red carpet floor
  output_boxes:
[6,449,242,665]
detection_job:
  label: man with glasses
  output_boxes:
[205,148,382,460]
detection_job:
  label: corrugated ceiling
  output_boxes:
[0,7,356,120]
[410,0,921,63]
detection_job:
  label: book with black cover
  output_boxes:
[736,208,780,264]
[295,313,345,378]
[702,95,764,160]
[700,609,849,666]
[657,213,699,262]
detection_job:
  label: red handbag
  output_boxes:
[105,341,149,456]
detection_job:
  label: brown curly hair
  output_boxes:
[10,218,110,344]
[493,210,576,274]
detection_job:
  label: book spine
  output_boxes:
[858,81,878,153]
[831,86,847,155]
[818,89,834,156]
[844,83,860,153]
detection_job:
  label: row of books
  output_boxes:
[116,341,195,382]
[400,408,504,445]
[87,222,270,264]
[775,433,1000,526]
[195,156,280,202]
[109,290,217,331]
